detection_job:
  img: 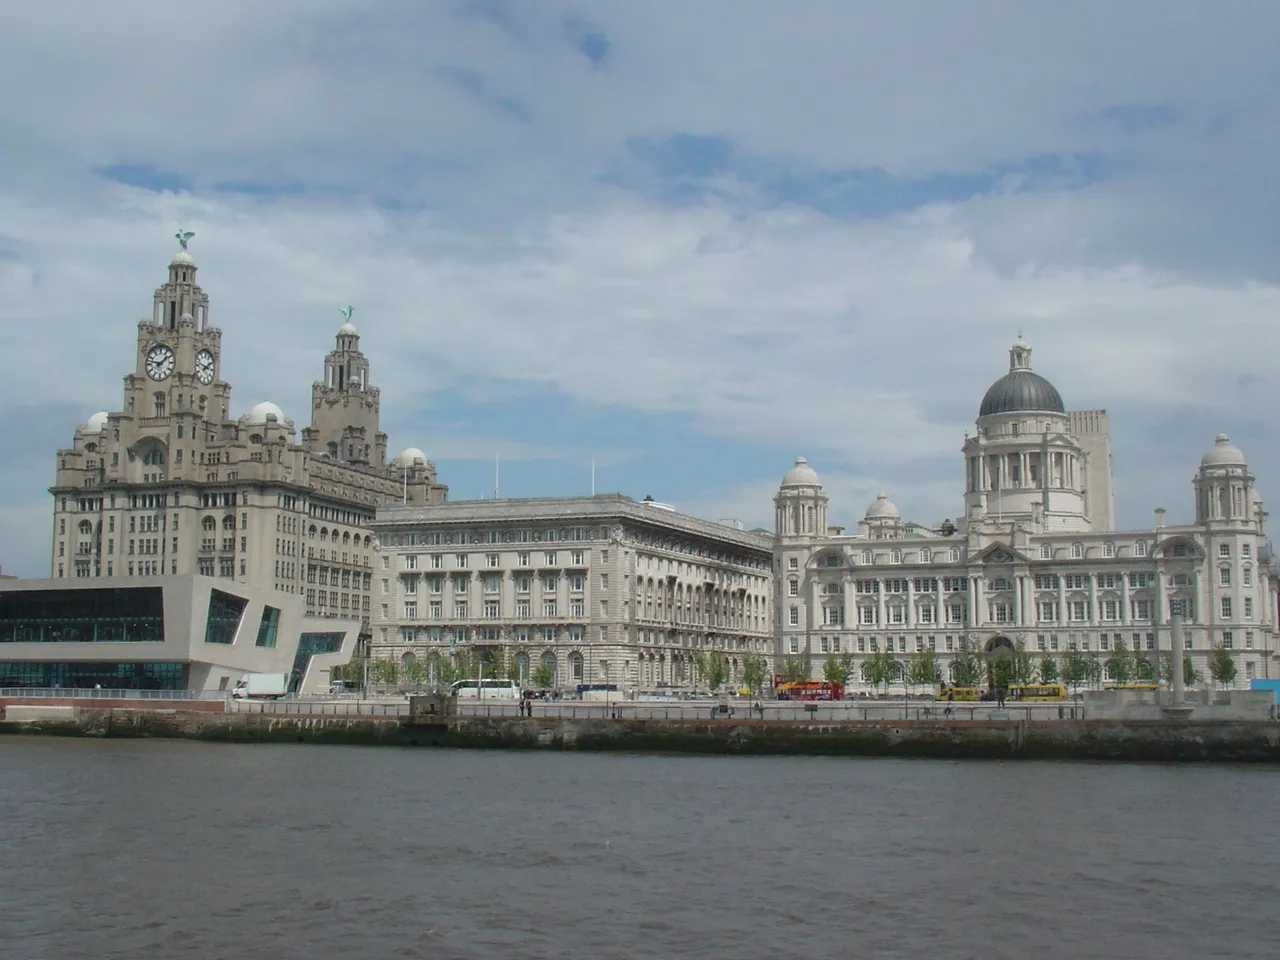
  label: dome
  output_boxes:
[247,401,286,425]
[338,321,358,337]
[865,492,901,520]
[395,447,428,467]
[1201,434,1246,467]
[84,410,109,433]
[170,249,194,267]
[979,336,1065,417]
[781,456,821,487]
[979,371,1065,416]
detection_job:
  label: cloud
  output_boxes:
[1,1,1278,573]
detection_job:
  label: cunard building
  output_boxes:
[48,236,448,642]
[776,337,1277,689]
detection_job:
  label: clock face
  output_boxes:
[145,344,175,381]
[195,349,215,385]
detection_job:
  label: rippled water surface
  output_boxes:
[0,739,1275,959]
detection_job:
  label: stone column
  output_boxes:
[1121,572,1131,625]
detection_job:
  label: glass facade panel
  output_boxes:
[0,661,188,689]
[0,587,164,643]
[289,631,346,693]
[205,589,248,644]
[255,605,281,648]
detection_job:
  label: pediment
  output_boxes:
[975,542,1029,566]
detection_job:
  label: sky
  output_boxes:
[2,1,1279,577]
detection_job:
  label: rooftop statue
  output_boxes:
[175,230,195,250]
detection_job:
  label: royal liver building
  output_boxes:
[776,337,1276,687]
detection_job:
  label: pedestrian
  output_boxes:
[997,687,1006,709]
[943,691,954,718]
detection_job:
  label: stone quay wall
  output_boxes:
[2,702,1279,762]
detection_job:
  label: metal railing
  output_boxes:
[449,701,1088,722]
[0,687,226,701]
[227,699,409,717]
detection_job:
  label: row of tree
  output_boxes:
[333,640,1241,695]
[775,639,1239,695]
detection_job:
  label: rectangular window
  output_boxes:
[543,600,557,617]
[1221,597,1233,619]
[486,553,500,568]
[516,600,530,618]
[404,554,417,570]
[1219,567,1231,586]
[403,602,417,620]
[1244,597,1253,619]
[789,607,800,626]
[859,607,876,625]
[429,601,442,619]
[1069,600,1089,622]
[571,550,585,565]
[484,601,500,619]
[1131,599,1152,620]
[544,551,557,566]
[788,581,799,597]
[570,600,584,617]
[430,554,443,569]
[1219,543,1230,557]
[1037,601,1058,622]
[518,552,531,567]
[1222,631,1233,649]
[789,637,799,654]
[454,601,468,619]
[455,554,468,568]
[1100,600,1119,621]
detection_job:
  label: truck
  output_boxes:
[231,673,288,700]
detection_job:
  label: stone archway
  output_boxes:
[983,635,1016,693]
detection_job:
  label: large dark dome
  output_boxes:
[979,370,1064,417]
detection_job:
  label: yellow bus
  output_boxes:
[1008,683,1067,702]
[937,686,981,701]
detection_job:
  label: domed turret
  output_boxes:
[1201,434,1246,467]
[979,336,1065,417]
[864,492,900,520]
[781,456,821,487]
[246,401,286,425]
[84,411,109,433]
[338,321,358,337]
[395,447,428,467]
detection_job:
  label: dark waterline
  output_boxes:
[0,739,1275,960]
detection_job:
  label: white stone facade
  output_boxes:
[777,338,1276,690]
[48,240,448,642]
[369,496,774,692]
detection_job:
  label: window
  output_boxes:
[1070,542,1083,559]
[1039,543,1052,560]
[484,601,500,619]
[788,580,799,597]
[455,554,468,568]
[544,551,557,565]
[789,637,799,654]
[1242,543,1252,559]
[486,553,500,568]
[1134,541,1147,557]
[859,607,877,625]
[861,549,873,565]
[1221,597,1233,619]
[789,606,799,626]
[1131,599,1152,620]
[455,601,468,619]
[949,546,961,563]
[920,548,932,563]
[1218,543,1230,558]
[1034,574,1058,590]
[403,602,417,620]
[429,601,442,619]
[1219,567,1231,586]
[1244,597,1253,619]
[788,557,799,570]
[1243,567,1253,586]
[1100,600,1119,621]
[1222,631,1233,649]
[1037,601,1058,622]
[570,550,585,565]
[1069,600,1089,621]
[890,549,903,564]
[542,600,557,617]
[825,554,841,568]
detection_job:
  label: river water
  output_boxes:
[0,739,1274,960]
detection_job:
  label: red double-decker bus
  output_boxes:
[774,679,844,701]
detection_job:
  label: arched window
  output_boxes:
[78,520,92,535]
[308,525,317,539]
[330,530,339,543]
[920,548,932,563]
[861,549,873,565]
[541,652,558,682]
[568,651,584,682]
[1070,542,1084,559]
[514,652,530,681]
[364,536,372,548]
[342,532,351,545]
[1040,543,1052,560]
[249,434,263,445]
[202,516,216,532]
[142,449,165,466]
[949,546,961,563]
[153,392,165,416]
[1102,541,1115,558]
[890,549,903,565]
[1134,540,1147,557]
[222,516,235,531]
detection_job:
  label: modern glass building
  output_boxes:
[0,574,359,692]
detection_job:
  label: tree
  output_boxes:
[777,656,809,685]
[951,642,984,689]
[988,652,1014,692]
[1038,656,1059,684]
[1209,646,1238,689]
[1160,652,1201,686]
[907,648,942,692]
[864,650,898,696]
[1059,649,1092,694]
[480,648,507,682]
[369,658,399,687]
[823,652,854,687]
[1105,637,1136,687]
[453,648,476,683]
[403,657,428,690]
[531,661,555,689]
[741,652,769,693]
[700,651,729,691]
[1010,641,1035,686]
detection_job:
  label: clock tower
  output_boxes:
[124,234,230,424]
